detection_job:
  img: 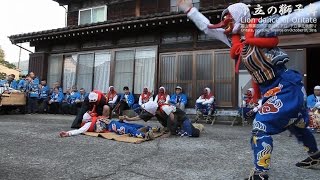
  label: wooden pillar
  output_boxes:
[135,0,141,17]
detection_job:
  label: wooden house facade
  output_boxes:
[9,0,320,108]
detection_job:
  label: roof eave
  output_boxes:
[8,9,224,44]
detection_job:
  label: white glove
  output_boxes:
[315,102,320,109]
[177,0,193,13]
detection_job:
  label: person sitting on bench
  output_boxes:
[195,87,215,116]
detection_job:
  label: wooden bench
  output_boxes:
[211,109,242,126]
[0,92,26,106]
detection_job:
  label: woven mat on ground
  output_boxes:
[83,131,164,144]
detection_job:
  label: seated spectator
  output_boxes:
[307,85,320,132]
[75,88,88,109]
[61,88,72,114]
[195,87,215,116]
[240,88,261,121]
[53,81,63,93]
[307,85,320,110]
[48,87,64,114]
[71,90,110,128]
[27,72,40,114]
[105,86,118,109]
[68,86,81,115]
[0,74,18,93]
[154,86,170,106]
[9,74,18,89]
[38,79,50,113]
[132,87,153,114]
[115,86,134,116]
[62,86,81,115]
[169,86,187,111]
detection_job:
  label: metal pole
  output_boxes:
[14,44,33,53]
[18,45,22,69]
[61,5,67,27]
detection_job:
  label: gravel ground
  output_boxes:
[0,114,319,180]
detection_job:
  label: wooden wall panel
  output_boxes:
[28,53,48,80]
[201,0,213,8]
[108,1,136,20]
[67,11,78,26]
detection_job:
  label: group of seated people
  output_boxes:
[307,85,320,133]
[0,74,18,93]
[0,72,88,115]
[0,72,216,119]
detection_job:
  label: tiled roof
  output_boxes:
[9,6,226,44]
[53,0,135,6]
[9,0,304,44]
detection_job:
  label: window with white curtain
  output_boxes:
[113,48,156,94]
[76,54,94,91]
[63,55,77,91]
[79,6,107,25]
[134,49,156,94]
[47,55,63,88]
[94,52,111,93]
[114,50,134,92]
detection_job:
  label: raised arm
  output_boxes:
[178,0,231,47]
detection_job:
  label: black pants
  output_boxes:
[28,97,38,113]
[48,102,60,114]
[118,101,130,116]
[61,103,77,115]
[38,99,48,113]
[71,103,89,128]
[70,103,77,115]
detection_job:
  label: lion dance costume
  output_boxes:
[179,1,320,179]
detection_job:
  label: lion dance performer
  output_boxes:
[178,1,320,179]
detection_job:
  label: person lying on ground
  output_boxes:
[59,112,155,140]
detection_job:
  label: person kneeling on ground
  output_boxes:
[122,101,203,137]
[71,90,110,128]
[59,113,155,140]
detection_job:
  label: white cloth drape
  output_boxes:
[63,55,77,91]
[47,55,63,87]
[77,54,94,91]
[94,53,111,93]
[114,50,134,91]
[134,49,156,94]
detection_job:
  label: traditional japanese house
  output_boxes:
[9,0,320,109]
